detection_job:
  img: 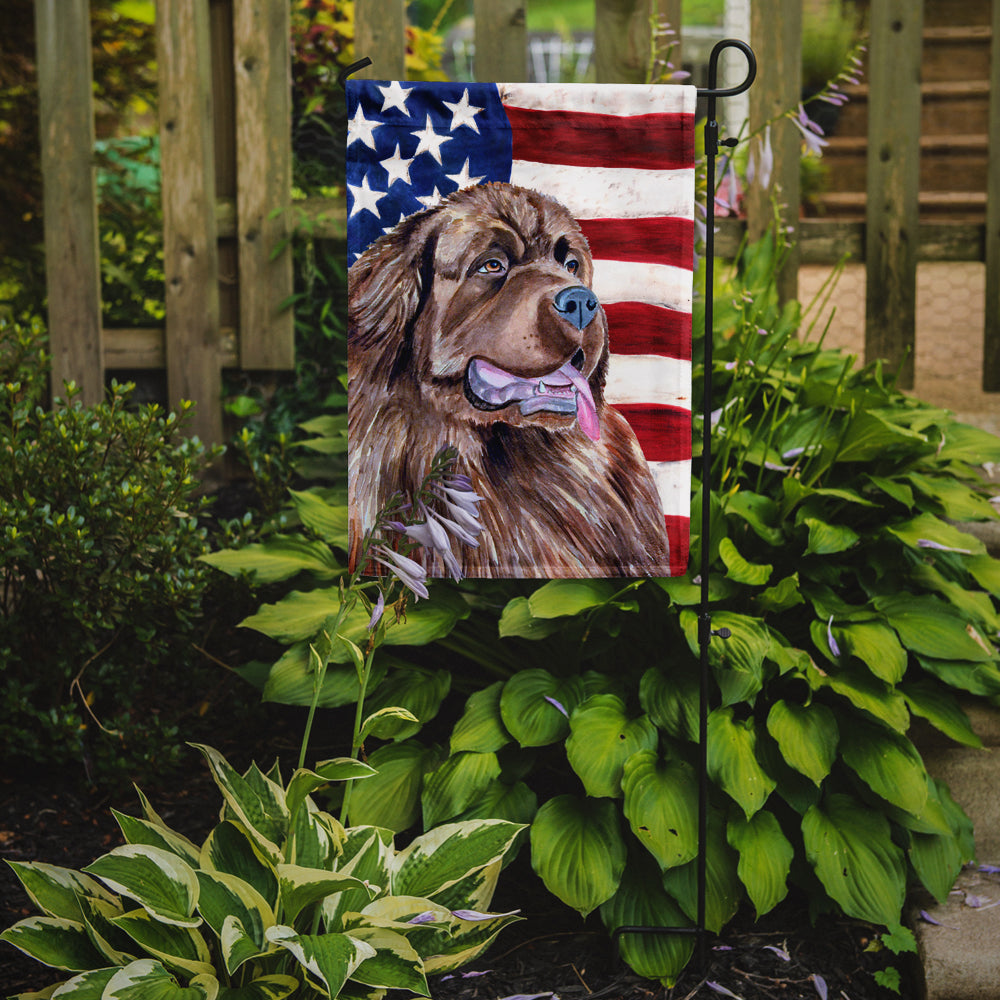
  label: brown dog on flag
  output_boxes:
[348,181,670,578]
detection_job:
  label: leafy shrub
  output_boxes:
[0,317,219,783]
[1,743,524,998]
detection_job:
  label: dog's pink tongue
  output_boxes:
[558,361,600,442]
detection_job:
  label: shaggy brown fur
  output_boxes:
[348,182,670,578]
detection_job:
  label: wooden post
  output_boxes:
[354,0,406,79]
[746,0,801,305]
[233,0,294,369]
[864,0,923,389]
[473,0,527,82]
[34,0,104,405]
[157,0,223,444]
[983,0,1000,390]
[594,0,653,84]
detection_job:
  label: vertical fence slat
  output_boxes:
[983,0,1000,390]
[354,0,406,79]
[233,0,294,369]
[864,0,923,389]
[594,0,653,84]
[747,0,801,304]
[34,0,103,405]
[157,0,223,444]
[473,0,527,82]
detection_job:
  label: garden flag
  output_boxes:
[347,81,695,579]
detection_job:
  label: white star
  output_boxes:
[415,186,446,209]
[446,159,486,190]
[348,175,387,218]
[377,80,411,114]
[442,89,484,133]
[347,104,379,149]
[380,144,415,186]
[411,115,452,164]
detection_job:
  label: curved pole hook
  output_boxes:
[697,38,757,99]
[337,57,373,91]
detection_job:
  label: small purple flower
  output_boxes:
[827,616,841,658]
[812,974,828,1000]
[371,545,430,600]
[706,983,742,999]
[544,695,569,718]
[791,104,829,156]
[427,505,480,548]
[917,538,973,554]
[763,944,790,961]
[747,125,774,191]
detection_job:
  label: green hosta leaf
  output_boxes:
[680,610,770,706]
[103,959,218,1000]
[421,751,502,828]
[621,751,698,871]
[393,820,524,900]
[765,701,838,786]
[600,853,694,987]
[707,708,776,818]
[497,597,564,639]
[277,865,374,925]
[839,719,929,816]
[901,680,982,748]
[755,573,804,614]
[0,916,107,971]
[724,490,784,545]
[265,926,375,997]
[200,822,278,910]
[195,871,273,973]
[874,594,995,662]
[909,827,965,905]
[530,795,626,917]
[200,535,341,583]
[191,746,287,862]
[527,579,619,617]
[866,474,914,509]
[911,562,1000,633]
[802,794,906,926]
[967,553,1000,597]
[499,670,584,747]
[360,706,421,742]
[347,740,441,832]
[565,695,658,798]
[907,473,998,521]
[346,926,429,994]
[935,421,1000,464]
[111,909,214,978]
[450,682,511,754]
[916,655,1000,697]
[719,537,772,586]
[216,976,299,1000]
[727,811,793,917]
[835,621,907,684]
[83,846,200,928]
[261,643,386,709]
[453,779,538,827]
[112,812,201,868]
[5,862,117,922]
[639,664,699,742]
[803,517,859,556]
[835,410,927,463]
[661,810,741,933]
[808,661,910,732]
[288,489,349,546]
[886,512,985,556]
[362,667,451,740]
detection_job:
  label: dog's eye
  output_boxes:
[477,258,507,275]
[565,258,580,275]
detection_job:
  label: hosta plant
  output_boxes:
[1,744,523,999]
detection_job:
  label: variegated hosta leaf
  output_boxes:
[421,751,502,829]
[600,854,694,987]
[323,829,393,931]
[391,820,524,901]
[83,846,200,928]
[200,822,278,910]
[112,811,201,868]
[706,707,776,819]
[288,801,344,870]
[499,670,585,747]
[214,974,299,999]
[102,958,218,999]
[110,908,214,979]
[265,926,375,998]
[47,966,118,997]
[802,793,906,926]
[0,916,107,971]
[285,760,375,823]
[421,907,522,975]
[195,871,274,973]
[424,859,501,916]
[566,695,658,799]
[621,751,699,871]
[765,700,838,786]
[77,894,136,966]
[726,810,793,917]
[450,681,511,754]
[4,862,118,922]
[345,926,429,995]
[276,864,375,925]
[529,795,626,917]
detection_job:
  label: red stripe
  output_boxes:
[605,302,691,360]
[580,217,694,269]
[505,106,695,170]
[613,404,692,462]
[664,515,690,577]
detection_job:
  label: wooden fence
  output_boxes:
[33,0,1000,444]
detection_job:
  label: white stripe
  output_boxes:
[509,161,695,220]
[593,260,692,312]
[498,82,697,117]
[606,355,692,410]
[648,460,692,517]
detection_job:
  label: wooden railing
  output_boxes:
[32,0,1000,445]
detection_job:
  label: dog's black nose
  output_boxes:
[553,286,599,331]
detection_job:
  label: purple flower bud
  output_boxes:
[451,908,520,921]
[917,539,973,554]
[827,616,841,658]
[372,545,429,600]
[407,911,438,925]
[367,590,385,631]
[812,974,828,1000]
[544,695,569,718]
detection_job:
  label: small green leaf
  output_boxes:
[200,536,341,584]
[756,573,804,613]
[901,680,982,748]
[362,667,451,740]
[497,597,563,639]
[527,579,619,617]
[803,517,859,555]
[719,537,773,585]
[288,489,349,546]
[639,664,699,742]
[421,751,502,828]
[886,512,985,556]
[765,700,838,786]
[727,811,793,917]
[450,682,511,754]
[360,706,421,742]
[499,670,583,747]
[707,708,776,818]
[839,718,929,817]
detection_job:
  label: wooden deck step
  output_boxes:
[835,80,991,136]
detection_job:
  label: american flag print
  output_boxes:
[347,80,695,577]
